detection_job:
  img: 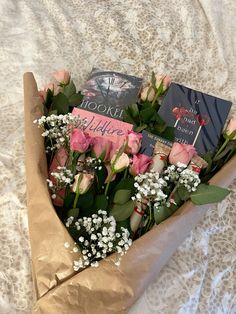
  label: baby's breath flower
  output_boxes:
[35,113,86,151]
[66,211,132,271]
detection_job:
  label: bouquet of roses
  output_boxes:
[24,70,236,313]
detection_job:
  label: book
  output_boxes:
[140,130,173,157]
[80,68,143,120]
[72,108,133,146]
[158,83,232,155]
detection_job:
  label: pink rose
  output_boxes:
[169,143,196,166]
[129,154,152,176]
[155,74,171,91]
[53,69,70,85]
[72,173,94,194]
[225,119,236,139]
[140,86,156,102]
[125,131,142,155]
[70,129,92,153]
[91,137,113,161]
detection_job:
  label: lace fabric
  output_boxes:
[0,0,235,313]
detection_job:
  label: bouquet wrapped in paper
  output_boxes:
[24,71,236,313]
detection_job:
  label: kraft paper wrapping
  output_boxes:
[24,72,236,314]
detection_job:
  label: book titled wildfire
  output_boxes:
[72,108,133,146]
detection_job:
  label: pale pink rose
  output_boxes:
[226,119,236,139]
[91,137,113,161]
[155,74,171,91]
[104,164,116,183]
[72,173,94,194]
[129,154,152,176]
[169,143,196,166]
[70,129,92,153]
[49,148,68,206]
[125,131,142,155]
[140,85,156,102]
[111,152,130,173]
[38,83,60,102]
[53,69,70,85]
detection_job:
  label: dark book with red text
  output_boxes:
[80,68,143,120]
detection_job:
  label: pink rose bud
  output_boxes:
[38,83,60,102]
[169,143,196,166]
[53,69,70,85]
[140,85,156,102]
[111,152,130,173]
[155,74,171,91]
[125,131,142,155]
[225,119,236,139]
[70,129,92,153]
[72,173,94,194]
[129,154,152,176]
[91,137,113,161]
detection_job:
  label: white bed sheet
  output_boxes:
[0,0,235,313]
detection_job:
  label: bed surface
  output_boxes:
[0,0,235,313]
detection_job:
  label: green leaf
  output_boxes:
[52,92,69,114]
[114,177,135,193]
[67,208,80,219]
[134,124,148,132]
[110,200,135,221]
[113,189,132,205]
[140,107,156,123]
[154,206,169,224]
[69,93,83,106]
[48,109,58,116]
[190,184,230,205]
[159,126,175,141]
[123,109,137,125]
[177,186,191,201]
[128,103,139,118]
[45,89,54,109]
[94,194,108,210]
[63,80,76,98]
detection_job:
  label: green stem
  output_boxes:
[151,87,162,107]
[123,167,128,179]
[73,175,82,209]
[104,171,115,196]
[73,190,80,209]
[214,138,229,160]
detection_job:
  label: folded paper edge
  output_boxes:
[23,72,81,299]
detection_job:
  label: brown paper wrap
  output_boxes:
[24,72,236,314]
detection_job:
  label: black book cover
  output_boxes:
[158,83,232,155]
[80,68,143,120]
[140,131,173,157]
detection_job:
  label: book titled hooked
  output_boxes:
[81,68,143,120]
[72,108,133,145]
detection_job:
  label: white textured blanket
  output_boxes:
[0,0,235,313]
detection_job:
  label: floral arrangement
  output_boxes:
[34,69,236,271]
